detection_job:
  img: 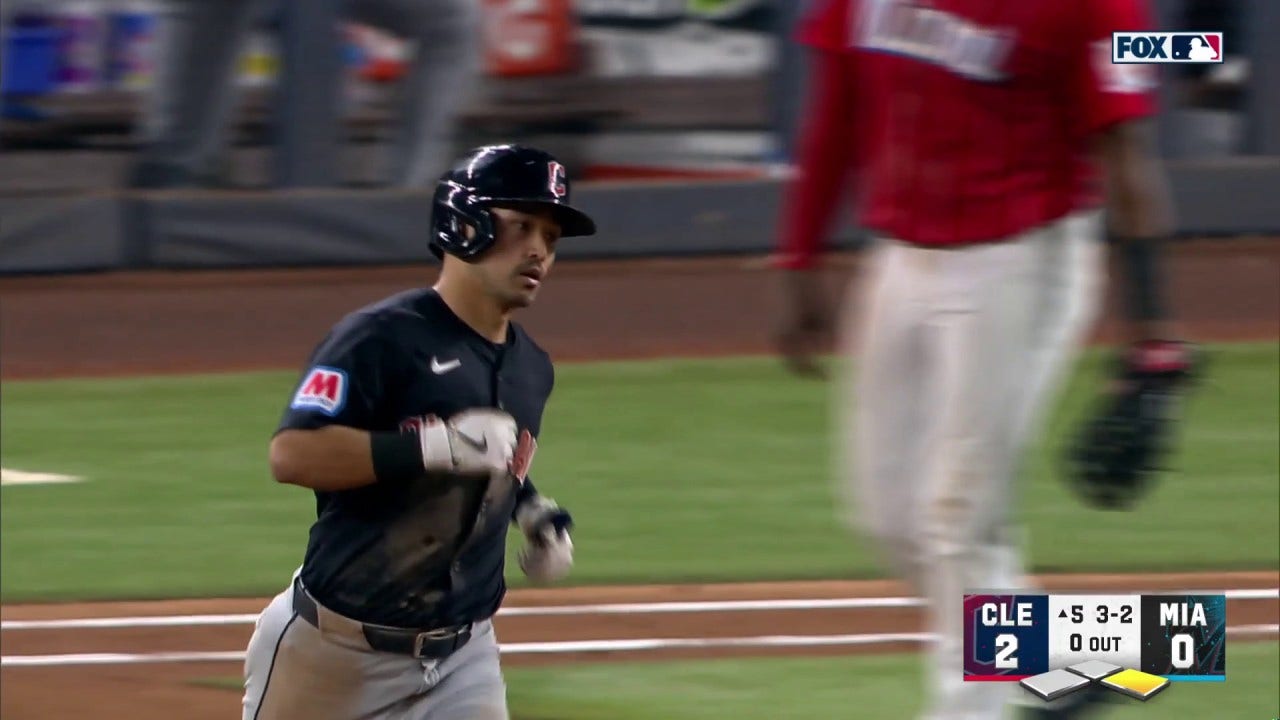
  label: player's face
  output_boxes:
[477,205,561,308]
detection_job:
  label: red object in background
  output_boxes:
[346,25,408,84]
[361,57,405,83]
[481,0,575,76]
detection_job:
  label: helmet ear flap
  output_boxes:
[431,183,498,261]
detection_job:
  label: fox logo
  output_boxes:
[1113,32,1223,64]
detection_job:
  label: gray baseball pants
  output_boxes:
[242,581,508,720]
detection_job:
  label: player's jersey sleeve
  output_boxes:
[773,0,860,270]
[1072,0,1159,134]
[796,0,851,51]
[277,313,398,433]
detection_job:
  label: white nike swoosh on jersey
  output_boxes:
[431,357,462,374]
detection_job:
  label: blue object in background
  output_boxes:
[103,6,158,89]
[2,27,64,96]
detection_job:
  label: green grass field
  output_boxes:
[502,644,1280,720]
[2,343,1277,602]
[195,642,1280,720]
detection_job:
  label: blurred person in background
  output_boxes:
[1179,0,1247,109]
[773,0,1198,718]
[127,0,479,189]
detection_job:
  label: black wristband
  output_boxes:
[370,432,426,484]
[1116,236,1166,322]
[515,477,538,507]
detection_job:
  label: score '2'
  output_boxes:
[995,634,1019,669]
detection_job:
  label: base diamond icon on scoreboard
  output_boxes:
[1100,669,1171,700]
[1066,660,1123,681]
[1019,669,1091,701]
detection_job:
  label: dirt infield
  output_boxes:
[2,572,1276,720]
[1,239,1277,379]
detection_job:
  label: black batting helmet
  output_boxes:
[430,144,596,260]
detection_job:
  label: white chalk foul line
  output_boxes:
[2,651,247,667]
[0,598,924,631]
[1,632,932,667]
[0,468,84,486]
[3,588,1275,631]
[1228,623,1280,636]
[504,595,927,615]
[2,613,262,631]
[1,598,924,631]
[4,626,1276,668]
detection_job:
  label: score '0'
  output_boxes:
[1171,633,1194,669]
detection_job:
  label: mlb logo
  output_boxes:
[1113,32,1223,64]
[291,366,348,416]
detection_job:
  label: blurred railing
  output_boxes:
[4,1,1274,177]
[0,0,777,191]
[1150,0,1278,158]
[0,0,1274,275]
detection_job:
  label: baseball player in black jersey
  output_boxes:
[242,144,595,720]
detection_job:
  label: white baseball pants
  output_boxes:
[835,210,1106,720]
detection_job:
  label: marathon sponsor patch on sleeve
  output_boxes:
[290,366,348,416]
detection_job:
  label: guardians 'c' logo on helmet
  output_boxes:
[547,161,567,198]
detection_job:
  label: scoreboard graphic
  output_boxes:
[963,593,1225,702]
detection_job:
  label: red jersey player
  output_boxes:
[774,1,1196,718]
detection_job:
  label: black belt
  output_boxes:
[291,578,473,660]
